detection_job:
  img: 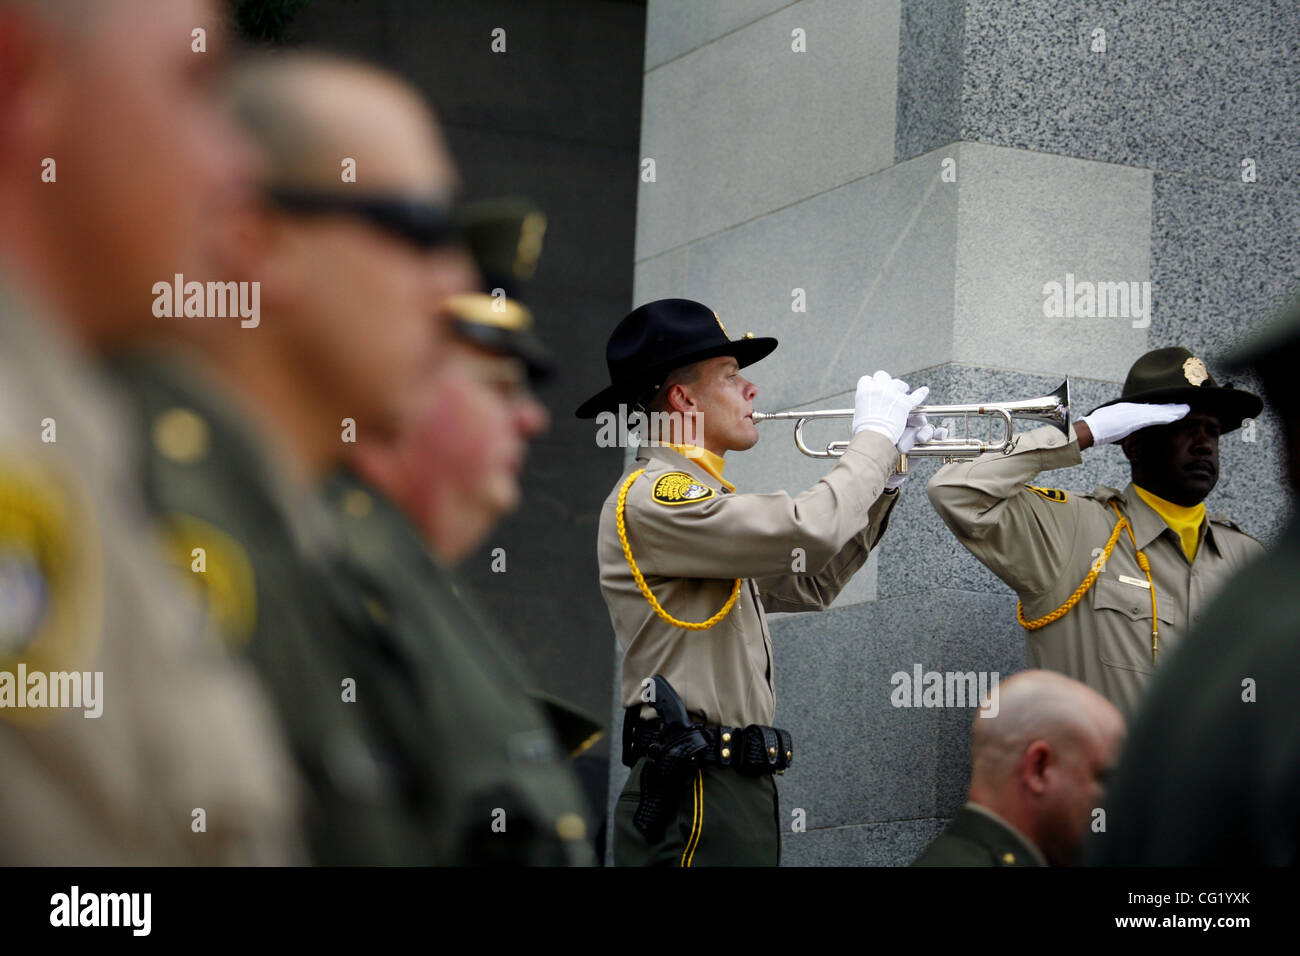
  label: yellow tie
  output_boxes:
[666,443,735,493]
[1132,484,1206,562]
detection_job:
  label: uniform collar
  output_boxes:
[961,802,1048,866]
[663,443,733,492]
[1096,483,1222,556]
[638,441,735,493]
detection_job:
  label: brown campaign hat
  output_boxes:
[1089,346,1262,432]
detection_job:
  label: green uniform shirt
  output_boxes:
[110,353,440,864]
[912,803,1046,867]
[325,468,595,865]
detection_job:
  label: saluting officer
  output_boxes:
[928,348,1264,717]
[1091,298,1300,866]
[577,298,935,866]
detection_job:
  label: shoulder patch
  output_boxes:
[0,462,100,724]
[159,513,257,648]
[651,472,715,506]
[1026,484,1068,503]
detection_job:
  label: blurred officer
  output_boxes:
[928,348,1263,717]
[328,200,597,864]
[0,0,298,863]
[108,51,482,863]
[1092,298,1300,865]
[578,298,936,866]
[912,670,1124,867]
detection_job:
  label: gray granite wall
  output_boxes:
[615,0,1300,865]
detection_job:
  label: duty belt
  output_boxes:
[623,716,793,776]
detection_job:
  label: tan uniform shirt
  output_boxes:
[927,424,1264,716]
[598,430,900,728]
[0,275,300,864]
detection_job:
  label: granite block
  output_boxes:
[636,0,901,259]
[960,0,1300,190]
[770,590,1023,828]
[645,0,797,70]
[952,142,1154,382]
[781,816,949,866]
[894,0,965,160]
[657,149,959,414]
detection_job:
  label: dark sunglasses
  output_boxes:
[266,188,464,251]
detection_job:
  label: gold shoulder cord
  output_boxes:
[1017,500,1160,663]
[616,468,741,630]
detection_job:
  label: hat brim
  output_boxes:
[1089,385,1263,432]
[574,336,777,419]
[454,319,555,383]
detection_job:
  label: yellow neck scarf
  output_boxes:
[666,443,734,493]
[1133,484,1206,562]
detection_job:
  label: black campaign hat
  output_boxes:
[1089,346,1262,432]
[574,298,777,419]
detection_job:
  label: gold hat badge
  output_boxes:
[1183,356,1209,386]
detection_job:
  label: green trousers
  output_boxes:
[613,757,781,866]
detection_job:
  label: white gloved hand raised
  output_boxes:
[853,370,929,444]
[1080,402,1190,446]
[885,416,949,491]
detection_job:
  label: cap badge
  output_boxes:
[1183,356,1209,386]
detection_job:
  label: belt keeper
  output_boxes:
[717,727,735,766]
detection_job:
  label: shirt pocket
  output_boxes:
[1090,574,1174,674]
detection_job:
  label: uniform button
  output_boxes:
[721,747,731,759]
[1131,606,1140,614]
[721,732,731,743]
[343,489,373,518]
[152,407,209,464]
[1002,852,1015,864]
[555,813,586,841]
[768,746,777,757]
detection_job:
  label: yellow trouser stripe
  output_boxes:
[680,772,703,867]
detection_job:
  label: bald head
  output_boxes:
[967,670,1124,866]
[972,670,1122,782]
[227,52,457,198]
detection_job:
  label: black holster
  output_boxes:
[622,676,708,843]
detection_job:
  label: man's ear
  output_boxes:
[666,382,696,416]
[1022,740,1052,796]
[211,200,304,310]
[1119,433,1139,464]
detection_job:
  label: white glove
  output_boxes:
[1080,402,1190,446]
[853,371,929,444]
[886,416,949,491]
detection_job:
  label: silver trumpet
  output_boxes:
[752,379,1071,472]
